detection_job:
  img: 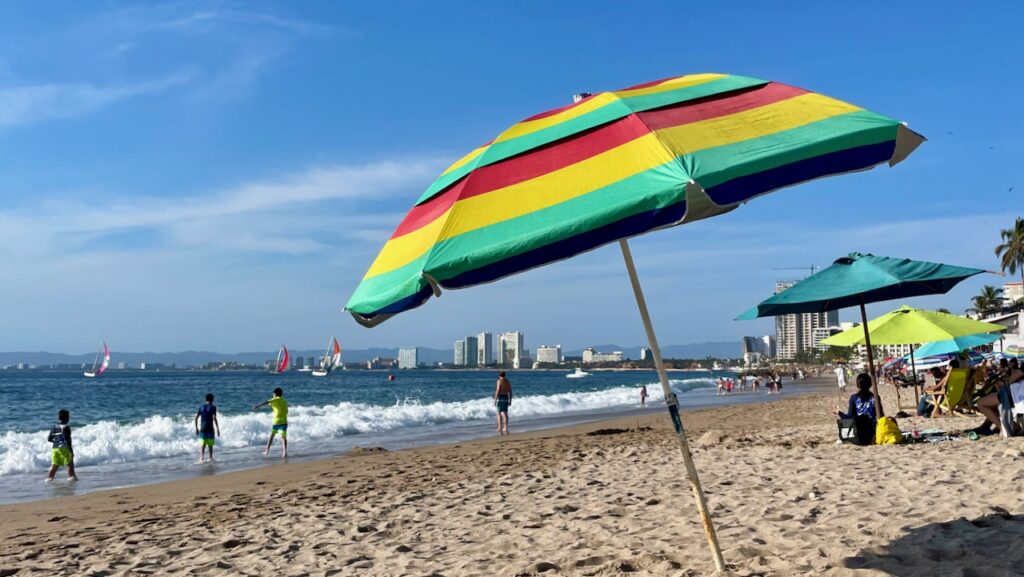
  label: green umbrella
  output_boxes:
[346,74,924,571]
[741,253,986,416]
[822,306,1006,346]
[824,306,1005,402]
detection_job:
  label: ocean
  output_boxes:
[0,368,794,504]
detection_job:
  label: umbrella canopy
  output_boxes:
[347,75,922,325]
[1002,344,1024,359]
[908,333,1001,361]
[740,253,985,319]
[345,72,924,572]
[822,306,1006,346]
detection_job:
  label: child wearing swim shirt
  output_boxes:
[254,387,288,458]
[194,393,221,463]
[46,409,77,483]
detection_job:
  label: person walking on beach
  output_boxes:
[46,409,77,483]
[834,364,848,392]
[254,387,288,457]
[640,384,648,407]
[494,371,512,435]
[194,393,221,463]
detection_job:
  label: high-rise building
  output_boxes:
[292,355,304,370]
[398,347,419,369]
[535,345,562,364]
[498,331,525,369]
[454,340,467,366]
[477,332,494,366]
[639,347,651,361]
[465,336,479,367]
[774,280,838,359]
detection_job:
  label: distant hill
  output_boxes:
[0,341,741,368]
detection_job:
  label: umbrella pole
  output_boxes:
[619,239,725,572]
[910,344,920,403]
[858,296,884,418]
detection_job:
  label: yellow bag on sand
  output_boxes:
[875,416,902,445]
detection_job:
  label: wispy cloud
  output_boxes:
[2,157,444,258]
[0,70,196,129]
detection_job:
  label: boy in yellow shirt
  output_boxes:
[253,387,288,458]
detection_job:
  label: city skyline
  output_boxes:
[0,3,1018,352]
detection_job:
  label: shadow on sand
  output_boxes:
[843,508,1024,577]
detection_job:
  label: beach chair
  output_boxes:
[927,368,968,419]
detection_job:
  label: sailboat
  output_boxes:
[84,342,110,378]
[270,345,290,374]
[312,337,342,377]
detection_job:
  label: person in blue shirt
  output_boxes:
[194,393,221,463]
[834,373,877,420]
[46,409,77,482]
[832,373,877,444]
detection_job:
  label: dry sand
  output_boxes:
[2,380,1023,577]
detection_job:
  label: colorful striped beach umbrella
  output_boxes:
[345,73,924,571]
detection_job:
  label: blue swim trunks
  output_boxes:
[496,394,509,413]
[272,423,288,437]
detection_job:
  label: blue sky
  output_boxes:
[1,1,1021,353]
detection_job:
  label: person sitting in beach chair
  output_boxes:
[833,374,877,445]
[973,367,1024,437]
[919,361,970,418]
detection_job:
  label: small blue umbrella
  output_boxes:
[908,333,1001,362]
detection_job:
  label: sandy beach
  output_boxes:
[2,379,1023,577]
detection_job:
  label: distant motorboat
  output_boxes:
[566,367,590,379]
[297,367,314,373]
[270,345,290,374]
[84,342,110,378]
[312,337,342,377]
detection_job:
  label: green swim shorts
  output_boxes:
[51,447,73,466]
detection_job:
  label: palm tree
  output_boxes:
[968,285,1004,317]
[995,216,1024,287]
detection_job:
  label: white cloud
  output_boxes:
[0,70,196,129]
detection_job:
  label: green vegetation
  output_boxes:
[995,216,1024,286]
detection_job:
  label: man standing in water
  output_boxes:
[494,371,512,435]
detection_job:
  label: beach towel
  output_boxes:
[1009,381,1024,416]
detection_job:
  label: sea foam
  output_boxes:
[0,378,712,475]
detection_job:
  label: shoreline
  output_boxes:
[5,379,1020,576]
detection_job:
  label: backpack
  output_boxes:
[875,416,902,445]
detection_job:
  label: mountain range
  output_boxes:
[0,341,741,367]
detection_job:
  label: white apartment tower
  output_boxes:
[477,332,494,366]
[498,331,525,369]
[398,347,419,369]
[536,345,562,364]
[774,280,838,359]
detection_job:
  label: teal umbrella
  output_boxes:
[909,333,1001,361]
[740,253,986,416]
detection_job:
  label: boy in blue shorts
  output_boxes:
[46,409,77,482]
[194,393,221,463]
[254,387,288,458]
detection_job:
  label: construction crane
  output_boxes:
[772,265,821,279]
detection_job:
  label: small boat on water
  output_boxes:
[566,367,591,379]
[312,337,342,377]
[270,345,290,374]
[84,342,110,378]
